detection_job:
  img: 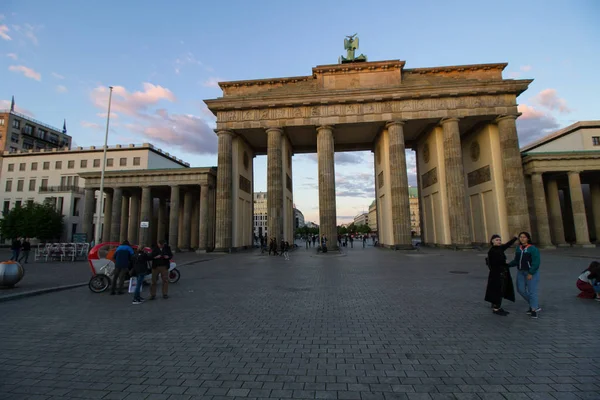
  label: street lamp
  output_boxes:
[94,86,113,244]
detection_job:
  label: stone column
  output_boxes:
[181,189,193,250]
[387,121,412,249]
[191,197,199,250]
[317,125,337,250]
[102,191,113,242]
[441,118,470,246]
[128,192,140,244]
[215,130,233,251]
[169,185,180,250]
[546,178,566,246]
[110,188,123,242]
[198,184,209,251]
[119,194,129,242]
[530,173,554,248]
[82,188,95,242]
[139,186,152,247]
[267,127,284,245]
[567,171,593,247]
[157,198,167,244]
[207,185,216,250]
[591,183,600,243]
[496,115,531,234]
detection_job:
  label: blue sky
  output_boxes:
[1,0,599,224]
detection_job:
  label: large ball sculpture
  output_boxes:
[0,261,25,288]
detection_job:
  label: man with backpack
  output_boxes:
[111,240,134,295]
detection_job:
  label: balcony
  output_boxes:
[39,185,84,195]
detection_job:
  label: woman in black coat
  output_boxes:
[485,234,518,316]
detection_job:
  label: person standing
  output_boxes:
[18,238,31,264]
[131,246,151,304]
[10,237,21,261]
[485,234,518,316]
[111,240,134,295]
[509,232,542,319]
[150,240,172,300]
[283,241,290,261]
[362,235,366,248]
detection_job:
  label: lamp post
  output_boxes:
[94,86,113,244]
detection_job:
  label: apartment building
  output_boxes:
[253,191,267,237]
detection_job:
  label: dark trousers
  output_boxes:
[111,268,129,294]
[18,250,30,263]
[150,266,169,297]
[10,249,19,261]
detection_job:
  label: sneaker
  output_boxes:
[163,294,169,299]
[149,295,156,300]
[493,309,508,316]
[132,300,142,305]
[526,307,541,315]
[530,310,538,319]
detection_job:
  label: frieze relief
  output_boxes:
[421,167,438,189]
[217,95,510,123]
[467,165,491,188]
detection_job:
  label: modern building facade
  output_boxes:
[521,120,600,247]
[253,191,267,237]
[294,207,305,229]
[0,143,188,242]
[368,201,377,234]
[353,212,368,227]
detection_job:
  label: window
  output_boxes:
[23,124,34,135]
[31,162,38,171]
[107,158,113,167]
[48,133,59,144]
[119,157,127,166]
[43,161,50,170]
[68,160,75,169]
[133,157,141,166]
[93,159,100,168]
[19,163,25,171]
[0,117,4,126]
[5,180,12,192]
[9,146,17,153]
[22,141,33,150]
[593,136,600,146]
[37,129,47,139]
[41,178,48,189]
[15,201,21,208]
[57,197,64,214]
[11,133,19,143]
[3,201,9,215]
[55,161,62,169]
[17,180,24,192]
[29,179,36,191]
[12,119,20,129]
[73,198,80,216]
[7,163,14,172]
[80,159,87,168]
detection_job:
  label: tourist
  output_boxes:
[485,233,518,316]
[18,238,31,264]
[130,245,151,304]
[150,240,172,300]
[10,237,21,261]
[283,241,290,261]
[576,261,600,300]
[363,235,367,248]
[111,240,134,295]
[509,232,542,318]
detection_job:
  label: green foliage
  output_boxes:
[0,202,64,241]
[338,223,371,235]
[295,226,319,236]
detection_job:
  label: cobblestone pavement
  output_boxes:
[0,245,598,400]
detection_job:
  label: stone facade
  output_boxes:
[204,59,532,249]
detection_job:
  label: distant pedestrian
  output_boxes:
[18,238,31,264]
[111,240,134,295]
[131,245,151,305]
[362,235,366,248]
[10,237,21,261]
[349,236,354,248]
[283,241,290,261]
[150,240,172,300]
[509,232,542,319]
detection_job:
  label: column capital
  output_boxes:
[568,170,583,176]
[265,127,283,134]
[316,125,334,133]
[385,120,406,129]
[440,117,460,125]
[215,129,234,137]
[495,113,521,123]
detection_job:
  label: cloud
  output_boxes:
[520,65,532,72]
[81,121,102,130]
[56,85,67,93]
[90,83,217,155]
[8,65,41,81]
[6,52,17,60]
[0,24,11,40]
[0,99,34,116]
[516,104,560,145]
[302,152,365,165]
[532,88,571,113]
[336,171,375,198]
[12,23,39,45]
[202,77,223,88]
[97,112,119,119]
[174,52,202,74]
[51,72,65,80]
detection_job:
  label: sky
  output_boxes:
[1,0,599,224]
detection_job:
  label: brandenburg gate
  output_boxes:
[205,52,533,251]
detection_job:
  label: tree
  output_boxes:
[0,202,64,241]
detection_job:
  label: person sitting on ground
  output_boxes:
[485,233,519,316]
[111,240,134,295]
[576,261,600,300]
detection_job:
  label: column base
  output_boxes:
[556,243,570,247]
[538,244,556,249]
[195,248,208,254]
[575,243,597,248]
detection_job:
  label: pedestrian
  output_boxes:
[509,232,542,319]
[280,240,285,257]
[150,240,172,300]
[18,238,31,264]
[10,237,21,261]
[576,261,600,300]
[349,235,354,248]
[130,245,151,304]
[485,233,518,316]
[111,240,134,295]
[362,235,366,248]
[283,241,290,261]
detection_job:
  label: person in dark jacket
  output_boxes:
[18,238,31,264]
[111,240,134,295]
[10,237,22,261]
[130,246,151,304]
[150,240,172,299]
[485,234,518,316]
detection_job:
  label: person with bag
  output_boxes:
[509,232,542,319]
[150,240,172,300]
[576,261,600,300]
[110,240,134,295]
[130,246,151,305]
[485,233,518,316]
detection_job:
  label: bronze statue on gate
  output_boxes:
[339,34,367,64]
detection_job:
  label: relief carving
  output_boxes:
[421,167,438,189]
[363,103,375,114]
[328,105,340,116]
[293,108,303,118]
[310,106,320,117]
[382,102,393,112]
[345,104,358,115]
[467,165,491,188]
[260,109,269,119]
[243,110,254,120]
